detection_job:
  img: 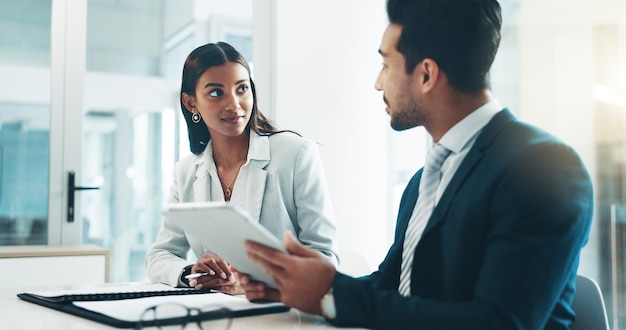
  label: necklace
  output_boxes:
[216,157,247,200]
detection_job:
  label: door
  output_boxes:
[0,1,52,245]
[0,0,86,244]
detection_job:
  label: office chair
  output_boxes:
[571,274,610,330]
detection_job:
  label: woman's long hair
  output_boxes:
[180,42,288,155]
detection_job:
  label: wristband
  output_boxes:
[181,265,193,285]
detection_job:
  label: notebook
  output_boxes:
[20,286,213,303]
[17,283,289,328]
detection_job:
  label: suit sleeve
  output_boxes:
[328,142,593,329]
[145,163,193,287]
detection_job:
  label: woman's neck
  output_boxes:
[211,131,250,166]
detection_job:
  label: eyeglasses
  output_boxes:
[136,302,233,330]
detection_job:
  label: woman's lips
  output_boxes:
[223,116,243,124]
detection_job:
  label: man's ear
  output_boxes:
[414,59,439,93]
[181,93,196,113]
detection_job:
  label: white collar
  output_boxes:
[438,98,502,154]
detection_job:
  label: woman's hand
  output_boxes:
[188,253,244,295]
[237,270,282,302]
[241,232,336,314]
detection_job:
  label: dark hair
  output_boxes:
[180,42,284,155]
[386,0,502,94]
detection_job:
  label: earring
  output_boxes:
[192,112,201,124]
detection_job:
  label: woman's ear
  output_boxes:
[181,93,196,113]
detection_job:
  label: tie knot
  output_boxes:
[424,144,451,172]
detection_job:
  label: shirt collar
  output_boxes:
[248,131,270,161]
[439,98,502,154]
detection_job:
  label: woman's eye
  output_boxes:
[237,85,249,93]
[209,89,223,97]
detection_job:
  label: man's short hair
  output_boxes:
[387,0,502,94]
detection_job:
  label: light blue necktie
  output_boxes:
[399,143,451,297]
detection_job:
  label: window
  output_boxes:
[0,0,52,246]
[82,0,253,282]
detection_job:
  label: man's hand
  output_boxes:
[242,231,337,315]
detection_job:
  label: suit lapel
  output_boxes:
[247,162,268,222]
[246,133,270,222]
[193,160,213,202]
[396,170,423,245]
[422,109,516,235]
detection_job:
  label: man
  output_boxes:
[239,0,594,328]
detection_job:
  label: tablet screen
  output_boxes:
[163,201,286,288]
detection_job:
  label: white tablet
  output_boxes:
[162,201,286,288]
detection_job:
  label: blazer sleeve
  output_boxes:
[145,161,194,287]
[327,141,593,329]
[291,139,340,267]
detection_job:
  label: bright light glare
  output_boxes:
[592,84,626,107]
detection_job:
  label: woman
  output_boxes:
[146,42,339,294]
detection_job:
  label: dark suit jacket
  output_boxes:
[329,109,594,329]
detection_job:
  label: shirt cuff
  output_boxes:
[320,288,336,319]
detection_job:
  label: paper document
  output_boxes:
[75,290,276,322]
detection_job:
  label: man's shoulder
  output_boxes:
[484,110,566,152]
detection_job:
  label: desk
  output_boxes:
[2,283,363,329]
[0,245,109,286]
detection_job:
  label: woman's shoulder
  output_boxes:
[264,132,321,159]
[174,151,203,172]
[266,131,316,149]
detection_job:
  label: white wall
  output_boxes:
[517,0,601,280]
[253,0,390,271]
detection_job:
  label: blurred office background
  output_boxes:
[1,0,625,328]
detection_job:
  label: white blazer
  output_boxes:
[146,131,339,287]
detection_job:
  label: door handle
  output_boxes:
[67,171,99,223]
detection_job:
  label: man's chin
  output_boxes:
[390,120,415,132]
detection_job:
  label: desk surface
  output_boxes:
[2,283,363,329]
[0,244,109,258]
